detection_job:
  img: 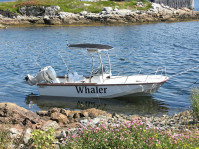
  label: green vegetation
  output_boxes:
[0,0,152,13]
[59,120,199,148]
[0,125,25,149]
[191,88,199,122]
[29,128,55,149]
[0,125,11,149]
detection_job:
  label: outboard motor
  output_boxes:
[25,66,58,86]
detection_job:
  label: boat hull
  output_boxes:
[37,82,165,98]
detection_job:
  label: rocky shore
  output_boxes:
[0,102,197,148]
[0,3,199,27]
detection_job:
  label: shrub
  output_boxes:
[29,128,55,149]
[0,126,11,149]
[190,88,199,122]
[59,120,199,148]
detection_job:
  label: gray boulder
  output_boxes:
[80,11,88,16]
[102,7,113,14]
[44,6,60,17]
[18,6,45,16]
[116,9,132,16]
[18,6,60,17]
[58,12,76,19]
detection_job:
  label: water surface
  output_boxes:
[0,21,199,116]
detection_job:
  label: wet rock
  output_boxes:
[46,17,62,25]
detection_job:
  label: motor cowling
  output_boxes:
[25,66,58,86]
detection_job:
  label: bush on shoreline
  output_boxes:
[59,119,199,149]
[190,88,199,122]
[0,0,152,14]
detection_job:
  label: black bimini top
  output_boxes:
[68,43,113,50]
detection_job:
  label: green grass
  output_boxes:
[0,0,152,14]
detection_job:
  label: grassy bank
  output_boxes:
[0,0,152,14]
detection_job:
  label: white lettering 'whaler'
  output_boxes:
[75,86,107,94]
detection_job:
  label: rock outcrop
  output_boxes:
[0,103,47,129]
[0,3,198,26]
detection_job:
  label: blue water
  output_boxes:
[0,22,199,115]
[195,0,199,10]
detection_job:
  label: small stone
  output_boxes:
[68,112,74,118]
[36,111,49,116]
[112,112,119,118]
[74,113,80,119]
[10,128,22,139]
[82,111,89,118]
[68,118,75,123]
[60,109,71,116]
[56,130,66,140]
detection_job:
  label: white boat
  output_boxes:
[25,44,169,98]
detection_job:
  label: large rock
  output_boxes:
[85,108,112,118]
[116,9,132,16]
[0,10,18,18]
[18,6,45,16]
[58,12,76,19]
[0,103,45,128]
[18,6,60,17]
[102,7,113,14]
[44,6,60,17]
[50,112,68,124]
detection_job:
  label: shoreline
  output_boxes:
[0,3,199,28]
[0,18,199,29]
[0,102,198,148]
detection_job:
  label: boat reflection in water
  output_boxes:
[25,94,169,116]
